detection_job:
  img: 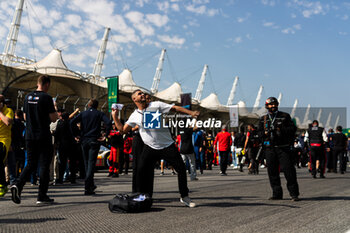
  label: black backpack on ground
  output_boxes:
[108,193,153,213]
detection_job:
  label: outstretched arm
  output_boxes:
[112,109,132,135]
[171,105,200,118]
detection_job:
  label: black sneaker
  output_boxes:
[268,196,282,200]
[291,196,300,201]
[107,172,113,177]
[84,190,96,195]
[320,174,325,178]
[112,173,119,178]
[10,185,21,204]
[36,196,54,205]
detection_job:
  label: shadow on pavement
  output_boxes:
[301,196,350,201]
[199,202,300,208]
[0,217,65,224]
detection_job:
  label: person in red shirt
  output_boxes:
[108,125,123,177]
[120,132,133,175]
[214,125,232,175]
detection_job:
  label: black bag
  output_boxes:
[108,193,153,213]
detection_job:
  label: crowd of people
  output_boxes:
[0,75,349,208]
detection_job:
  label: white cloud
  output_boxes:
[125,11,154,37]
[193,42,201,47]
[207,8,219,17]
[237,13,251,23]
[146,14,169,27]
[157,34,185,48]
[261,0,276,6]
[263,22,275,27]
[186,4,206,14]
[64,53,87,68]
[123,3,130,11]
[135,0,150,7]
[188,18,200,27]
[171,4,180,11]
[289,0,329,18]
[192,0,210,4]
[0,25,7,41]
[293,24,301,30]
[291,13,297,18]
[157,2,170,13]
[246,34,253,40]
[234,37,242,43]
[281,24,301,34]
[18,34,30,45]
[66,14,82,28]
[342,15,349,20]
[339,32,348,36]
[34,36,52,53]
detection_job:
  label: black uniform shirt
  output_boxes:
[70,108,111,141]
[179,128,194,154]
[24,91,56,140]
[331,133,348,150]
[258,111,296,147]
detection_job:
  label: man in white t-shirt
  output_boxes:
[112,89,199,208]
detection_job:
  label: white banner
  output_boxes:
[229,105,239,127]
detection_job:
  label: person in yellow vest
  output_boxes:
[0,94,14,197]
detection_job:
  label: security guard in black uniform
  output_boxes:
[304,120,328,178]
[258,97,300,201]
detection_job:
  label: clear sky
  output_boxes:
[0,0,349,126]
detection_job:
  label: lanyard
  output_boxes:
[268,111,278,125]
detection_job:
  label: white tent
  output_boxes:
[237,100,259,118]
[17,49,80,80]
[200,93,227,112]
[154,82,182,103]
[116,69,141,93]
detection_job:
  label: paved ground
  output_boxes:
[1,166,350,233]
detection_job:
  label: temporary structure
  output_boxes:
[154,82,182,103]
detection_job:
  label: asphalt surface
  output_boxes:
[1,166,350,233]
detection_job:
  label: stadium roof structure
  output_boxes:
[17,49,81,80]
[154,82,182,103]
[200,93,227,112]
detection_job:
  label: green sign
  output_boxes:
[107,76,119,112]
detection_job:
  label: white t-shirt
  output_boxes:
[126,101,174,150]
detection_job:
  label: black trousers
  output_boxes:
[16,139,53,199]
[265,147,299,198]
[119,152,130,174]
[57,144,77,182]
[81,139,100,191]
[136,143,189,198]
[248,147,259,172]
[132,133,144,193]
[333,148,347,172]
[206,151,213,170]
[310,146,326,175]
[0,143,6,186]
[219,150,229,174]
[326,148,334,170]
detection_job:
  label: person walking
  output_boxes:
[107,124,123,177]
[11,75,57,205]
[205,131,215,170]
[179,122,198,181]
[214,125,232,176]
[54,112,77,184]
[243,124,260,175]
[0,95,14,197]
[258,97,299,201]
[112,89,199,208]
[330,126,348,174]
[70,99,112,195]
[304,120,328,178]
